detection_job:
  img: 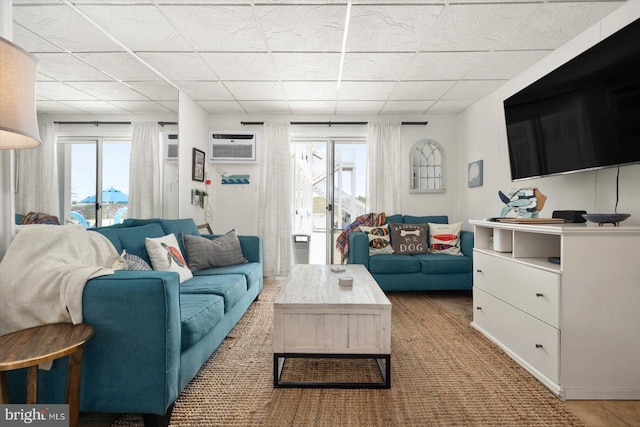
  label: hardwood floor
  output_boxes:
[78,286,640,426]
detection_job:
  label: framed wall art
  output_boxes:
[192,148,205,182]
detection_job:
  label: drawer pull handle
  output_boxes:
[535,344,543,349]
[476,269,483,273]
[476,307,482,310]
[536,293,544,297]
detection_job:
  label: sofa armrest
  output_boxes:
[347,231,370,268]
[79,270,182,415]
[460,230,474,257]
[204,234,262,265]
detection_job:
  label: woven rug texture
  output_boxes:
[114,278,583,427]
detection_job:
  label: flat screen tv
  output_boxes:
[504,17,640,181]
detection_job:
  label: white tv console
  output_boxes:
[469,219,640,400]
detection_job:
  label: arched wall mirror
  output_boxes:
[410,139,445,193]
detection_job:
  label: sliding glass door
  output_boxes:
[292,138,367,264]
[59,138,130,227]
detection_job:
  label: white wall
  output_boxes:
[204,114,459,235]
[459,2,640,228]
[178,91,209,225]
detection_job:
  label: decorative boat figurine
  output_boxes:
[499,188,547,218]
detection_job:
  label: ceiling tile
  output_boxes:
[273,53,341,81]
[157,101,178,113]
[255,5,346,52]
[338,81,397,101]
[34,53,111,81]
[464,50,552,80]
[444,80,508,100]
[36,73,56,82]
[403,51,487,80]
[125,81,178,101]
[498,1,625,50]
[420,3,540,51]
[12,24,63,53]
[58,101,128,113]
[283,82,338,101]
[347,5,442,52]
[137,52,216,80]
[66,82,149,101]
[223,81,286,101]
[13,5,123,52]
[200,53,279,81]
[109,101,172,113]
[75,52,161,81]
[175,81,234,101]
[427,99,476,113]
[239,101,291,114]
[336,101,385,114]
[77,5,192,51]
[36,82,98,101]
[159,5,266,51]
[341,52,414,80]
[380,100,433,114]
[35,101,85,113]
[389,81,456,100]
[289,101,337,114]
[197,101,246,114]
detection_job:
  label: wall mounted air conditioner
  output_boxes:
[164,131,178,161]
[209,131,257,163]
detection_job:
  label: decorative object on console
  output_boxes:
[359,225,394,255]
[582,168,631,227]
[428,222,463,255]
[192,148,205,182]
[389,223,428,254]
[468,160,483,188]
[552,210,587,223]
[498,188,547,218]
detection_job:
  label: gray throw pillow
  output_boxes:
[123,252,153,271]
[388,222,429,254]
[183,229,248,271]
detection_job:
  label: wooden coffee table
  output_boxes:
[273,264,391,388]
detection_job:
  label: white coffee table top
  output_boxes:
[274,264,391,310]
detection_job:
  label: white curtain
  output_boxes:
[129,121,162,218]
[367,122,402,214]
[15,121,60,218]
[258,122,293,277]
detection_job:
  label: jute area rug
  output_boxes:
[114,278,583,426]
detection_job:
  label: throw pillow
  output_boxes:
[359,225,394,256]
[389,223,429,254]
[182,229,248,271]
[145,234,193,283]
[123,251,153,271]
[428,222,463,256]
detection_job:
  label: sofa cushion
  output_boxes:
[388,222,428,254]
[403,215,448,225]
[359,225,394,255]
[416,253,472,275]
[368,254,421,274]
[179,294,225,351]
[429,222,462,256]
[92,223,165,265]
[384,214,404,225]
[192,262,262,291]
[145,234,193,283]
[180,275,246,312]
[124,218,199,255]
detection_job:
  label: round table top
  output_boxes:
[0,323,95,371]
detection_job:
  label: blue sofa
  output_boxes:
[348,215,473,292]
[7,218,262,426]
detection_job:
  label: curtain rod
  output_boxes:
[53,121,178,127]
[241,121,428,126]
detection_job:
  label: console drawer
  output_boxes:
[474,252,559,327]
[473,287,559,383]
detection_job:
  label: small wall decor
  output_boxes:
[192,148,205,182]
[468,160,483,188]
[221,174,250,185]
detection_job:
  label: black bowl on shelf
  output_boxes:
[582,213,631,226]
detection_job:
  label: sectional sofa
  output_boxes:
[347,214,473,291]
[7,218,262,426]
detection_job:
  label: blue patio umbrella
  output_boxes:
[79,187,128,204]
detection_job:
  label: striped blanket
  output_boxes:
[335,212,386,263]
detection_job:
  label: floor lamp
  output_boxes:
[0,36,41,257]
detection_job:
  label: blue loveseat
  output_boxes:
[7,218,262,426]
[348,215,473,292]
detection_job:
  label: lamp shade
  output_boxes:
[0,37,41,149]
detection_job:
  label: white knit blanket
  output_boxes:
[0,225,120,336]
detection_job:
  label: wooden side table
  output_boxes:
[0,323,95,427]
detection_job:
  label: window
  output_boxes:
[410,139,445,193]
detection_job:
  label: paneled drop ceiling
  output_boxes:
[11,0,627,116]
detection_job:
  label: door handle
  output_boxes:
[326,204,332,212]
